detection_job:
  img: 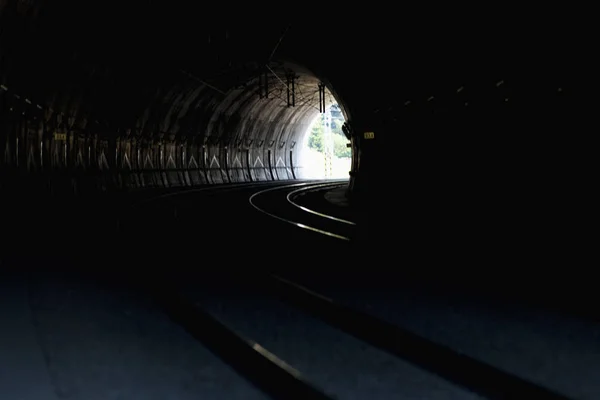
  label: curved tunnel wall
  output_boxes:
[0,68,332,190]
[0,1,350,257]
[0,1,340,199]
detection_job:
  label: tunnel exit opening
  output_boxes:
[297,104,351,180]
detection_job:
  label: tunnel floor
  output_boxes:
[1,181,598,400]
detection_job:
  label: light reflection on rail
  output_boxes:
[248,180,353,241]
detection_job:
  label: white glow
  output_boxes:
[297,106,351,180]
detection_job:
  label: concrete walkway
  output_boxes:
[0,274,59,400]
[324,185,350,208]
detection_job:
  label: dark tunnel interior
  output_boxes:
[0,3,595,271]
[2,2,600,399]
[0,3,595,266]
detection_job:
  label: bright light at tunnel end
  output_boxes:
[297,103,351,180]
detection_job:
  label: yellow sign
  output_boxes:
[364,131,375,139]
[54,132,67,141]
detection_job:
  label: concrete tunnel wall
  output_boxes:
[0,1,351,257]
[0,1,340,196]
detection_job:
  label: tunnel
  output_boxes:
[2,3,599,400]
[0,0,592,247]
[1,2,595,265]
[0,3,595,279]
[0,3,347,186]
[0,3,359,253]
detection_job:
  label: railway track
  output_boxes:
[249,180,356,241]
[13,180,587,399]
[149,272,573,400]
[144,182,573,399]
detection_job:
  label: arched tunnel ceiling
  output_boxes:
[0,0,590,149]
[0,2,340,154]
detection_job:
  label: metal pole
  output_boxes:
[324,107,333,178]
